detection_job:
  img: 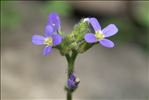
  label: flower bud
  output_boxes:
[78,42,94,53]
[67,74,80,90]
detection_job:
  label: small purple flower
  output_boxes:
[67,74,80,90]
[32,13,62,56]
[32,25,62,56]
[84,18,118,48]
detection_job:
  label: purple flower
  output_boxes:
[32,25,62,56]
[32,13,62,56]
[84,18,118,48]
[67,74,80,90]
[48,12,61,32]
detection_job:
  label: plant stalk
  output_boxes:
[65,50,78,100]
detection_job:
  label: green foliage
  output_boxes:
[1,1,22,30]
[43,1,72,17]
[134,2,149,27]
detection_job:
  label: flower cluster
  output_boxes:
[32,12,118,91]
[32,12,118,56]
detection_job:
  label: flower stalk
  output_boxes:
[65,50,78,100]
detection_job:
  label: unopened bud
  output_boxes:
[83,18,89,22]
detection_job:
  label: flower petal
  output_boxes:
[44,25,54,36]
[84,33,96,43]
[69,74,76,81]
[102,24,118,37]
[89,18,101,31]
[43,46,52,56]
[32,35,45,45]
[99,39,115,48]
[48,12,60,31]
[67,79,76,89]
[52,34,62,46]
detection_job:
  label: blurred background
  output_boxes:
[1,1,149,100]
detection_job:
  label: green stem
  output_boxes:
[65,50,78,100]
[67,91,72,100]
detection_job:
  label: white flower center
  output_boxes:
[44,37,53,46]
[95,31,105,40]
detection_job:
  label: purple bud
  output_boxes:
[67,73,80,90]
